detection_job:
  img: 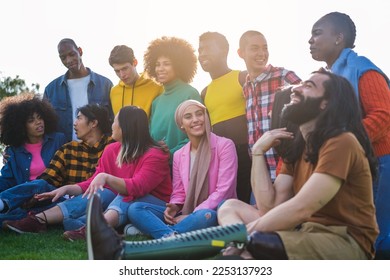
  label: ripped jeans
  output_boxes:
[128,202,217,239]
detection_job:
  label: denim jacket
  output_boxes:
[0,132,66,193]
[43,68,113,141]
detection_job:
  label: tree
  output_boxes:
[0,74,40,100]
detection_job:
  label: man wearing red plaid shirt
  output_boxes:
[238,30,301,188]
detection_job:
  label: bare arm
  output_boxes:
[251,128,294,212]
[238,70,248,87]
[36,184,83,202]
[200,87,207,100]
[247,173,342,233]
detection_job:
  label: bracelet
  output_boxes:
[252,153,264,156]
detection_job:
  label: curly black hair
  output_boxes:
[0,92,58,147]
[144,36,197,83]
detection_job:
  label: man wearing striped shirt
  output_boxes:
[0,104,113,227]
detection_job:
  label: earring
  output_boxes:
[335,41,339,45]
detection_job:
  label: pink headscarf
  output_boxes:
[174,100,211,214]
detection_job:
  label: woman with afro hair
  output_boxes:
[145,36,202,162]
[0,92,66,194]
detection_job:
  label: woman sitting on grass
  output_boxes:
[0,92,65,195]
[126,100,238,238]
[5,106,172,240]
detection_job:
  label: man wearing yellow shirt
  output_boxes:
[198,32,252,203]
[108,45,163,117]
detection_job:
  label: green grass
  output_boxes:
[0,226,147,260]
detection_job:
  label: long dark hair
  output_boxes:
[116,106,159,166]
[284,68,377,180]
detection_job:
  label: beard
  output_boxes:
[281,94,324,125]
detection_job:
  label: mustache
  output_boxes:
[291,91,304,101]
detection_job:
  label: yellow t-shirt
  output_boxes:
[204,70,246,126]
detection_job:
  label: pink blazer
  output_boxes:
[170,133,238,211]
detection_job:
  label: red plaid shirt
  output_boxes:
[243,65,301,180]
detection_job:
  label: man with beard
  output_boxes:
[217,68,379,260]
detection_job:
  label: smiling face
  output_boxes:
[308,19,343,67]
[181,105,206,139]
[238,33,268,78]
[25,112,45,143]
[198,38,226,73]
[58,42,83,73]
[282,73,329,125]
[155,56,176,84]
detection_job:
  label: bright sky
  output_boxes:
[1,0,389,93]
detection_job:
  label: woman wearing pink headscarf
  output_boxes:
[127,100,238,238]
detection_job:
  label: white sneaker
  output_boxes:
[124,224,142,236]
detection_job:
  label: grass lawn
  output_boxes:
[0,226,147,260]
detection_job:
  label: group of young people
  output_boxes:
[0,11,389,260]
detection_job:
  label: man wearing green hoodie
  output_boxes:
[108,45,163,117]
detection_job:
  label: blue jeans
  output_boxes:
[373,154,390,252]
[107,194,166,227]
[0,179,63,227]
[128,202,218,239]
[61,188,116,231]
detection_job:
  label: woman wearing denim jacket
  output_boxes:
[0,93,66,194]
[4,106,172,240]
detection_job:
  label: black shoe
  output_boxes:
[246,231,288,260]
[86,193,124,260]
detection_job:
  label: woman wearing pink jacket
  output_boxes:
[127,100,238,238]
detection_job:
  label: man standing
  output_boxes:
[198,32,251,203]
[108,45,163,117]
[44,38,113,141]
[238,31,301,185]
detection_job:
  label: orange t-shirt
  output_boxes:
[280,133,378,258]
